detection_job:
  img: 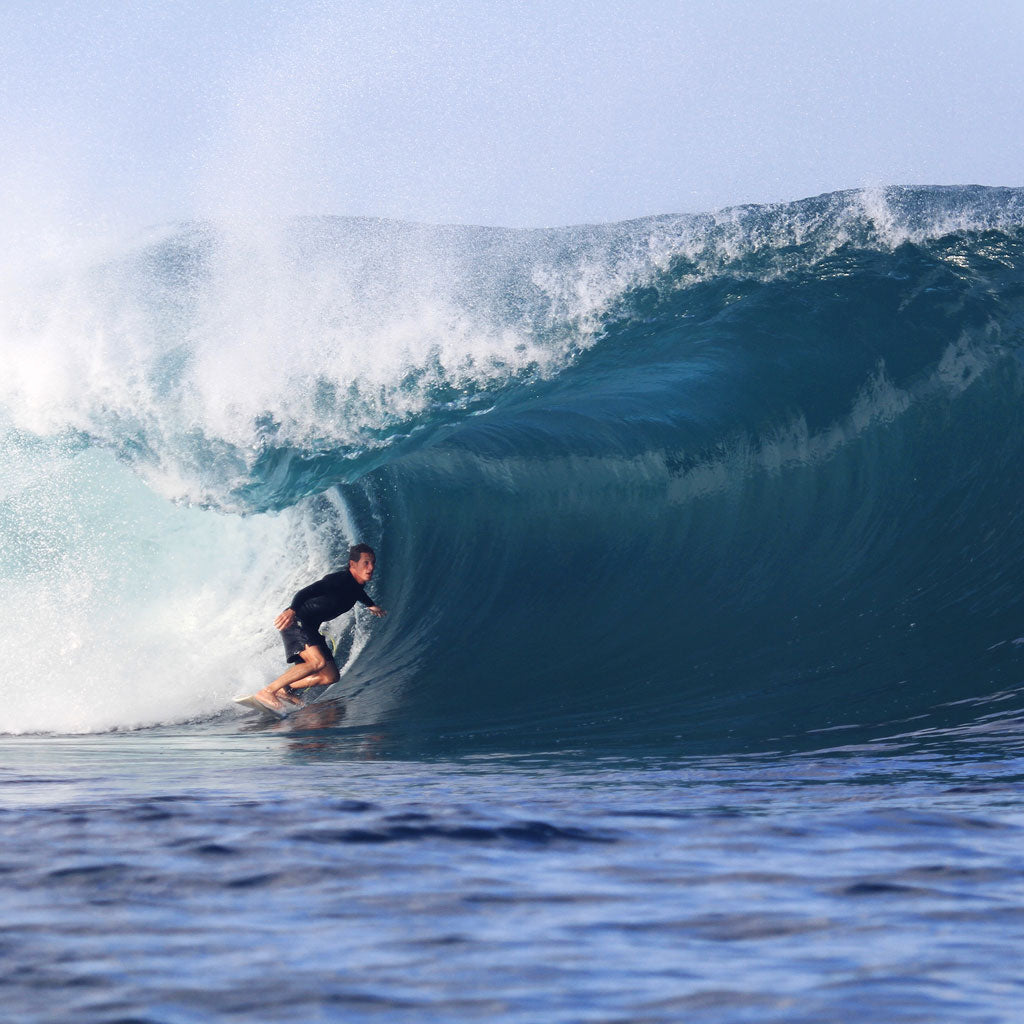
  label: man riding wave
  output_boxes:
[254,543,386,711]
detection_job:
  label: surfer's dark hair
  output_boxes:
[349,543,376,563]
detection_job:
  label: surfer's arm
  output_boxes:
[275,577,333,628]
[356,587,387,617]
[291,577,331,609]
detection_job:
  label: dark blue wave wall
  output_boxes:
[338,222,1024,753]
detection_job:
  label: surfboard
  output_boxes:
[233,694,290,718]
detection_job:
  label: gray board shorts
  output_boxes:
[280,620,335,665]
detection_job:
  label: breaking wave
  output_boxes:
[3,185,1024,750]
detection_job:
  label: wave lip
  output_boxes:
[2,185,1021,513]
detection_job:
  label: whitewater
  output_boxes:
[3,186,1024,1022]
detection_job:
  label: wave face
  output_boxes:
[3,186,1024,748]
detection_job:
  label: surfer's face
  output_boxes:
[349,553,375,585]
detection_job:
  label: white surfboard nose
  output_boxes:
[233,694,289,718]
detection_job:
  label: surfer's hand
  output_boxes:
[275,608,296,630]
[368,605,387,618]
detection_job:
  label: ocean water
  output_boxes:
[3,185,1024,1021]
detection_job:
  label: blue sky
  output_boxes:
[3,0,1022,229]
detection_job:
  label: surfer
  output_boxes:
[254,543,387,711]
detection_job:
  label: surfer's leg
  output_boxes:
[256,655,321,707]
[286,666,340,690]
[257,645,338,706]
[283,646,340,691]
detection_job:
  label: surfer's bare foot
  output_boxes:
[255,688,284,710]
[279,688,302,706]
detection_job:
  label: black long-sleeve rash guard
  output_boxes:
[290,571,375,631]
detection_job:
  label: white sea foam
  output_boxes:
[0,434,368,735]
[0,218,627,508]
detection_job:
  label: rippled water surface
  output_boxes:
[4,725,1024,1023]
